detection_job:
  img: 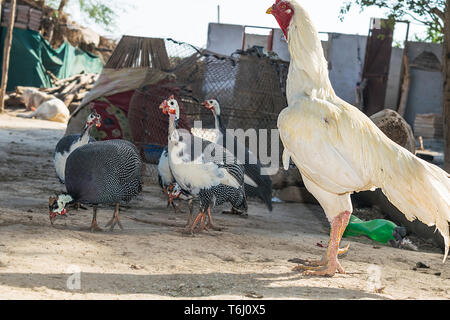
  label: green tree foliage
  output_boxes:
[45,0,118,31]
[340,0,445,43]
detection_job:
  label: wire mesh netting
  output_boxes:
[123,37,289,164]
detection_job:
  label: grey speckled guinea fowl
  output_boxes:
[49,139,143,232]
[53,111,101,184]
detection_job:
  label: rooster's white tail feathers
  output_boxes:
[379,149,450,262]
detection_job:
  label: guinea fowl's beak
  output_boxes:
[202,101,212,110]
[49,209,67,225]
[95,116,102,128]
[49,211,56,225]
[159,100,169,115]
[266,6,273,14]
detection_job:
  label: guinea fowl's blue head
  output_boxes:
[202,99,221,116]
[159,95,180,120]
[84,110,102,129]
[48,194,73,224]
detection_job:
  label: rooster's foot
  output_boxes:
[302,260,346,277]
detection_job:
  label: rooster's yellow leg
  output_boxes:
[302,211,351,277]
[292,235,350,270]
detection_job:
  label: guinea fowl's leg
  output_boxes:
[206,207,222,231]
[182,210,205,234]
[168,192,183,214]
[76,202,88,210]
[296,211,350,276]
[89,205,103,232]
[197,210,208,232]
[222,207,240,215]
[163,187,170,208]
[105,203,124,231]
[184,199,193,227]
[67,201,88,212]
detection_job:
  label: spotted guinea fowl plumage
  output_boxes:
[65,139,142,205]
[195,140,247,214]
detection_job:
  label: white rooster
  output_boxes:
[267,0,450,276]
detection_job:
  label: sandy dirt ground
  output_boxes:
[0,110,449,300]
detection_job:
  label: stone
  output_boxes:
[370,109,416,154]
[274,186,318,204]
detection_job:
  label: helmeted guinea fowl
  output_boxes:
[49,139,143,232]
[53,110,101,184]
[203,99,273,213]
[160,96,247,234]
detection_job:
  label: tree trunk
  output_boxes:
[0,0,17,114]
[444,0,450,173]
[58,0,68,16]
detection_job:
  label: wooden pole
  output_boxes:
[0,0,17,113]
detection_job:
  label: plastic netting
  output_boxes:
[127,38,289,164]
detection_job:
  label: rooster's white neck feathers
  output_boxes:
[285,1,335,102]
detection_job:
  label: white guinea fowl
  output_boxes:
[158,146,194,213]
[268,0,450,276]
[160,96,247,233]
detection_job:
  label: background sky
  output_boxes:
[68,0,429,47]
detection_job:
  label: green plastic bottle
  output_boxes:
[343,215,398,244]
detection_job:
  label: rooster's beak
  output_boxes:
[266,7,272,14]
[49,208,66,225]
